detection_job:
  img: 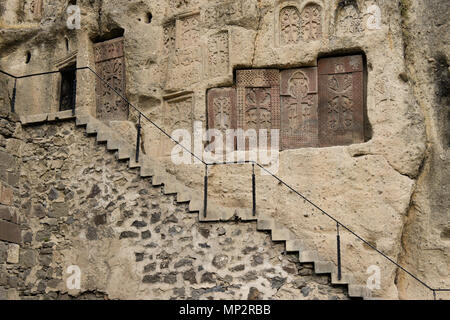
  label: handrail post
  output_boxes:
[72,76,77,116]
[337,222,342,281]
[10,79,17,113]
[433,290,436,300]
[252,163,256,216]
[135,112,141,163]
[203,164,208,218]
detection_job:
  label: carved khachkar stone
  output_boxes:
[280,68,318,150]
[318,55,364,147]
[203,0,243,28]
[280,6,301,45]
[23,0,43,22]
[167,13,202,89]
[160,93,194,156]
[207,31,229,78]
[301,3,322,41]
[161,21,176,86]
[335,4,363,36]
[207,87,237,132]
[94,37,128,121]
[237,69,280,149]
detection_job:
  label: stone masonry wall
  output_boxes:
[0,109,23,300]
[0,119,347,300]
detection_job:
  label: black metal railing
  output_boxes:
[1,66,449,300]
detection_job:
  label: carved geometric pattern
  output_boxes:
[280,6,301,45]
[336,4,363,36]
[94,37,128,121]
[301,4,322,41]
[237,69,280,150]
[207,88,237,132]
[280,68,318,149]
[318,55,364,147]
[207,31,229,78]
[23,0,43,22]
[167,13,203,89]
[163,22,176,57]
[203,0,243,27]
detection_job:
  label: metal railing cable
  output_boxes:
[1,66,449,298]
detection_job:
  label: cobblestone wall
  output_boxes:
[0,119,348,300]
[0,110,23,299]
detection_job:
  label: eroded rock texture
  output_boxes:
[0,0,448,299]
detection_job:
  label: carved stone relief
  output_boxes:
[160,93,194,155]
[280,6,301,45]
[207,87,237,133]
[23,0,43,22]
[203,0,243,27]
[237,69,280,149]
[301,3,322,41]
[94,37,128,121]
[335,4,363,36]
[161,21,176,86]
[166,13,203,89]
[280,68,318,149]
[318,55,364,147]
[207,31,229,78]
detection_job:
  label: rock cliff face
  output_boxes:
[0,0,448,299]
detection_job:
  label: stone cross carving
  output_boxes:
[208,31,229,78]
[280,6,301,45]
[318,55,364,146]
[301,4,322,41]
[280,68,318,149]
[94,37,127,121]
[237,69,280,150]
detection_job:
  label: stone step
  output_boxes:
[140,165,154,178]
[271,227,296,241]
[76,114,91,126]
[331,272,354,285]
[129,157,141,169]
[299,250,319,263]
[117,146,133,160]
[256,219,275,231]
[348,284,371,298]
[285,239,306,252]
[107,139,121,151]
[314,261,335,274]
[86,121,100,134]
[234,208,257,221]
[176,188,192,203]
[163,179,179,195]
[152,174,165,186]
[188,199,203,213]
[199,204,234,222]
[96,128,110,143]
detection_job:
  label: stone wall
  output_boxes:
[0,109,23,299]
[0,0,448,299]
[0,120,347,300]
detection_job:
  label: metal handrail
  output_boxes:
[1,66,448,299]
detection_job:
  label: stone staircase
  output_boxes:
[20,110,372,299]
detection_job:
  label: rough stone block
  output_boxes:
[6,243,20,264]
[0,205,12,221]
[0,183,13,206]
[0,220,21,244]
